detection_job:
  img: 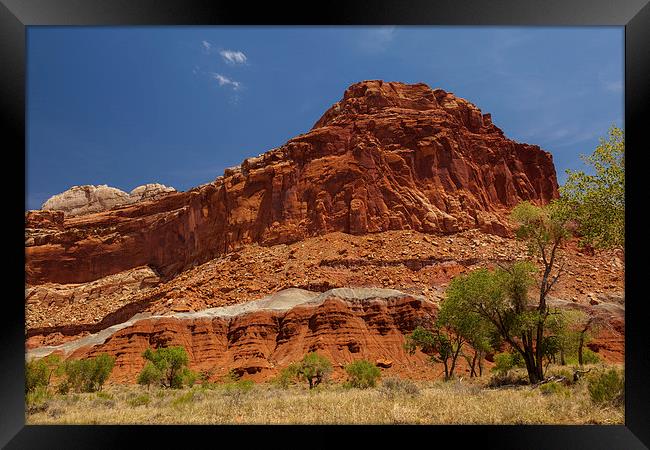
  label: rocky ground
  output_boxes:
[26,229,624,357]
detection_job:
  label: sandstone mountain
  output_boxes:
[25,80,558,286]
[26,81,623,383]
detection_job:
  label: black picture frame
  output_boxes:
[3,0,649,448]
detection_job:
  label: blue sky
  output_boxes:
[26,26,623,210]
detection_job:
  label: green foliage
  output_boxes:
[181,368,198,387]
[296,352,333,389]
[273,363,300,389]
[137,362,162,388]
[560,125,624,249]
[345,360,381,389]
[510,201,571,257]
[25,355,61,394]
[59,354,115,393]
[588,368,624,406]
[141,346,191,389]
[25,386,51,413]
[581,348,600,365]
[539,381,571,397]
[222,379,255,395]
[128,394,151,407]
[492,352,524,376]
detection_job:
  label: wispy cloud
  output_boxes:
[357,26,396,52]
[210,72,242,90]
[220,50,247,65]
[602,79,623,93]
[201,40,212,54]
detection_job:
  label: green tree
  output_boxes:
[296,352,332,389]
[405,324,459,381]
[443,262,550,384]
[560,125,624,249]
[345,360,381,388]
[137,362,162,389]
[438,288,495,378]
[25,355,62,394]
[59,353,115,393]
[510,201,571,383]
[141,346,191,389]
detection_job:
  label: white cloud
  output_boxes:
[358,26,396,52]
[210,73,242,90]
[201,40,212,53]
[604,80,623,93]
[220,50,247,65]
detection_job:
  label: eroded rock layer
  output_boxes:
[29,289,439,382]
[26,80,558,285]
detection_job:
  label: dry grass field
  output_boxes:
[26,365,624,425]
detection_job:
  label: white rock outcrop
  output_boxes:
[41,183,176,216]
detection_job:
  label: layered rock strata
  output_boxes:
[26,81,558,286]
[28,288,439,382]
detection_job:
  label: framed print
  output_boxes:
[3,0,649,447]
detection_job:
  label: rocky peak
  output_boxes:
[312,80,493,134]
[41,183,176,217]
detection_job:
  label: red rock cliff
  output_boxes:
[25,80,559,285]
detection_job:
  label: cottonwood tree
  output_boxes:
[560,125,624,250]
[510,201,571,382]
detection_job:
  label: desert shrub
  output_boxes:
[273,363,300,389]
[345,360,381,389]
[128,394,151,407]
[182,368,198,387]
[25,386,51,414]
[296,353,333,389]
[539,382,571,397]
[222,379,255,395]
[379,377,420,397]
[582,348,600,364]
[172,390,197,408]
[588,368,624,406]
[491,352,524,376]
[58,354,115,393]
[25,355,61,394]
[141,346,191,389]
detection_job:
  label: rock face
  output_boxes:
[41,183,175,217]
[28,288,439,383]
[26,80,558,286]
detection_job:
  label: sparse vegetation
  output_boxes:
[25,363,623,425]
[588,368,624,406]
[58,354,115,394]
[345,360,381,388]
[139,346,196,389]
[295,352,333,389]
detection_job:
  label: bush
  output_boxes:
[25,355,61,394]
[128,394,151,407]
[588,368,624,406]
[140,346,192,389]
[273,363,300,389]
[582,348,600,364]
[297,353,333,389]
[345,360,381,389]
[58,354,115,393]
[539,382,571,397]
[491,352,524,376]
[379,377,420,397]
[26,386,51,414]
[137,362,162,389]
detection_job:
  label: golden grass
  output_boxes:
[26,368,624,425]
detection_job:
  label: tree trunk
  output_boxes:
[578,334,585,366]
[560,348,566,366]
